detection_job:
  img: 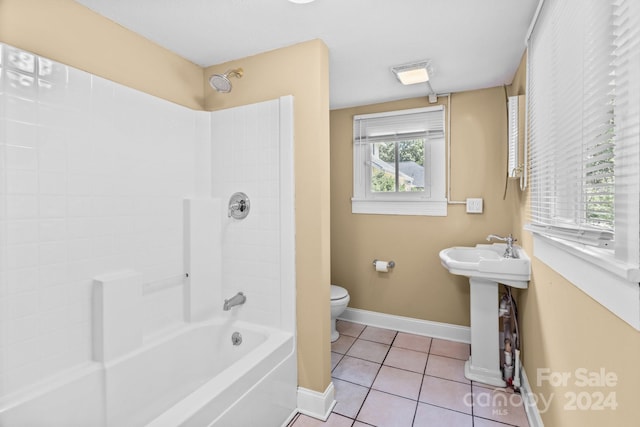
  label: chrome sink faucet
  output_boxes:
[486,234,518,258]
[223,292,246,311]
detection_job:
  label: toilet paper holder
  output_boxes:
[372,259,395,269]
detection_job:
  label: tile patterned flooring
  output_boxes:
[289,320,529,427]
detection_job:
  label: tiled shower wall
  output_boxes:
[0,43,208,398]
[211,100,289,329]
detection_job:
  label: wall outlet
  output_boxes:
[466,198,483,214]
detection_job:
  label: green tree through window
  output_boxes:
[371,138,425,192]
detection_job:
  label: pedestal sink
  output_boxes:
[440,243,530,387]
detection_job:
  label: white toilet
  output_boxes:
[330,285,350,342]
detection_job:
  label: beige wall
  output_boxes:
[330,87,513,326]
[2,1,333,395]
[203,40,332,393]
[0,0,204,109]
[507,54,640,426]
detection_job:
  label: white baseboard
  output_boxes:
[339,307,470,343]
[281,410,299,427]
[520,367,544,427]
[296,382,336,421]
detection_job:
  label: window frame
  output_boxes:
[525,0,640,330]
[351,106,447,216]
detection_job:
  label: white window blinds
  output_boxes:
[353,107,445,144]
[612,0,640,265]
[528,0,640,260]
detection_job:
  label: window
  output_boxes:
[527,0,640,329]
[352,106,447,216]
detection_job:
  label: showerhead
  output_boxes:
[209,68,243,93]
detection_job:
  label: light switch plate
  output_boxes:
[466,198,483,213]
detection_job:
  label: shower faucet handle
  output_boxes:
[228,192,250,219]
[229,199,246,213]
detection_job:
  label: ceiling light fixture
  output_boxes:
[391,60,432,85]
[288,0,315,4]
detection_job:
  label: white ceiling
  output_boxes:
[74,0,539,109]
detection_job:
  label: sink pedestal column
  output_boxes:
[465,277,506,387]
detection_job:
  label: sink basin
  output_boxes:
[439,243,531,288]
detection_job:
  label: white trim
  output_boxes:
[279,95,297,333]
[353,105,444,121]
[520,366,545,427]
[339,307,470,343]
[280,410,299,427]
[532,233,640,330]
[296,383,336,421]
[526,226,639,281]
[525,0,546,44]
[351,199,447,216]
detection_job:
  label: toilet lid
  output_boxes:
[331,285,348,301]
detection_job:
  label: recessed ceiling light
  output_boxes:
[288,0,315,4]
[391,61,432,85]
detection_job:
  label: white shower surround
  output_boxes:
[211,98,296,331]
[0,43,297,425]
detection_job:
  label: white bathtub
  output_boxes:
[0,319,297,427]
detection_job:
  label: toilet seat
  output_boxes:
[331,285,348,301]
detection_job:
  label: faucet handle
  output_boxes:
[487,233,517,243]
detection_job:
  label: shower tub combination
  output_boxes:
[0,317,296,427]
[0,97,297,426]
[0,110,297,426]
[0,40,298,426]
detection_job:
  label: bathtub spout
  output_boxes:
[223,292,246,311]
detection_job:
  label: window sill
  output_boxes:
[351,198,447,216]
[526,226,640,330]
